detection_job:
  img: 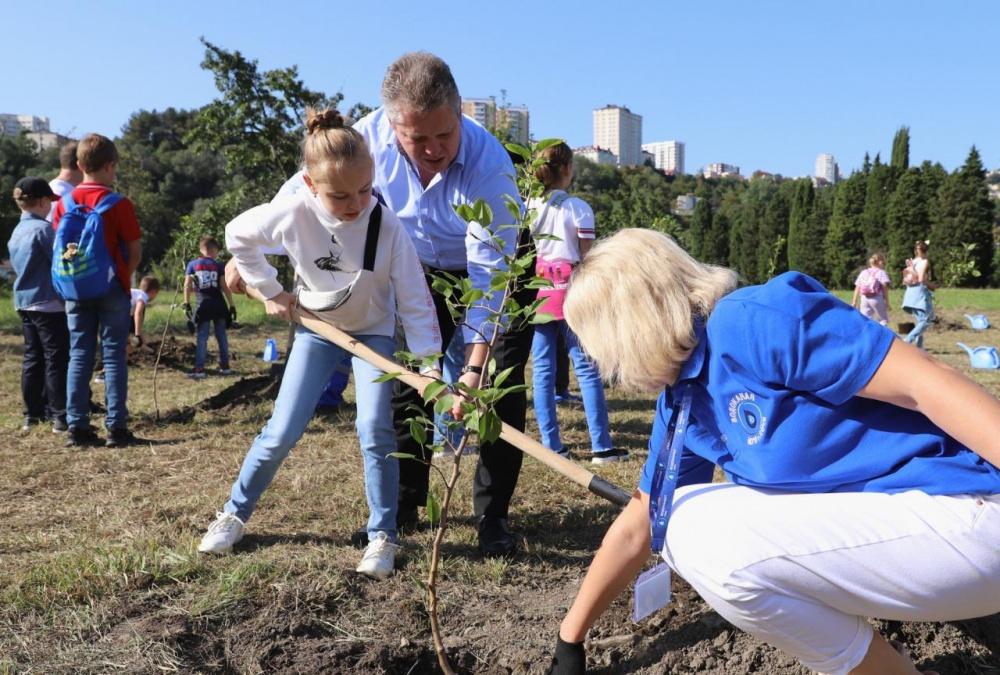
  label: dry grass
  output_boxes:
[1,304,998,673]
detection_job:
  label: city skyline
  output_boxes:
[4,1,999,178]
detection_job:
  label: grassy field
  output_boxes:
[1,288,999,674]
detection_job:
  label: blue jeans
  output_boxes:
[531,320,612,453]
[433,328,467,449]
[65,285,130,429]
[224,329,399,540]
[196,318,230,370]
[904,307,932,349]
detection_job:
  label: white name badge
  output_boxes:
[633,562,672,622]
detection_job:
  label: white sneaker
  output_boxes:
[198,511,245,554]
[355,531,398,579]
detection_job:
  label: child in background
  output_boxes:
[902,240,935,348]
[8,177,69,432]
[51,134,142,448]
[851,253,891,325]
[528,142,624,464]
[184,236,235,378]
[197,108,441,580]
[130,276,160,348]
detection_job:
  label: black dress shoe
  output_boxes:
[478,516,515,557]
[66,426,102,447]
[106,427,138,448]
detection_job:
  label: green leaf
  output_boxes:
[389,452,417,460]
[531,312,556,324]
[426,492,442,526]
[408,419,427,446]
[433,394,454,415]
[422,380,448,403]
[431,278,453,296]
[524,277,554,290]
[372,371,403,383]
[492,365,515,388]
[459,289,485,305]
[533,138,565,152]
[479,410,502,444]
[504,142,531,161]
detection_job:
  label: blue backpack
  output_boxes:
[51,192,123,300]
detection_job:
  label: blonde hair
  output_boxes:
[564,229,739,392]
[302,108,371,178]
[868,253,886,268]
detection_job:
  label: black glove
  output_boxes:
[186,319,196,335]
[548,636,585,675]
[226,304,237,328]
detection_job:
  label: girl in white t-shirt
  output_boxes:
[197,109,441,580]
[529,143,623,464]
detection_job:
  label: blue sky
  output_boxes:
[6,0,998,177]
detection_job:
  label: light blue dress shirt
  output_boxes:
[277,109,522,343]
[356,107,522,343]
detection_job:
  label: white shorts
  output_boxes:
[662,484,1000,675]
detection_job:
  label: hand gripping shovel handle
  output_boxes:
[246,287,632,507]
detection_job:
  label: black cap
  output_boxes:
[13,176,58,201]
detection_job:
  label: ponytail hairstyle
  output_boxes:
[534,142,574,191]
[302,108,371,179]
[868,253,886,268]
[914,240,929,256]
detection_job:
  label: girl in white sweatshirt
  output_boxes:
[198,109,441,580]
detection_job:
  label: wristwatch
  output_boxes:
[461,364,484,375]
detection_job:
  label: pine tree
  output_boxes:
[930,147,994,286]
[891,126,910,171]
[757,184,790,279]
[824,171,868,287]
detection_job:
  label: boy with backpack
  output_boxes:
[851,253,891,326]
[8,177,70,433]
[183,236,235,378]
[51,134,142,448]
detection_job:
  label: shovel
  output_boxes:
[246,286,633,507]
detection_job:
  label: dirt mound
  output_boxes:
[132,335,198,370]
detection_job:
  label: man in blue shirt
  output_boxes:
[226,53,532,555]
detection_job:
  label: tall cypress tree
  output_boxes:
[788,179,828,280]
[824,171,869,287]
[688,190,713,259]
[702,210,731,267]
[861,156,897,256]
[931,146,994,286]
[891,126,910,171]
[886,167,931,283]
[758,183,791,279]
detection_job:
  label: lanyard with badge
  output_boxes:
[634,384,693,622]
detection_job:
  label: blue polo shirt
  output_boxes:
[639,272,1000,497]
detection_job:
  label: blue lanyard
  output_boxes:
[648,384,694,554]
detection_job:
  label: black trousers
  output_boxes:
[19,310,69,422]
[394,268,535,519]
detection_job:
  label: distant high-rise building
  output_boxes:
[0,113,67,149]
[461,98,530,145]
[461,97,496,130]
[642,140,685,175]
[574,146,617,166]
[815,153,839,184]
[593,105,642,167]
[703,163,741,179]
[499,105,529,145]
[1,114,50,136]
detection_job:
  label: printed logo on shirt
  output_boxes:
[728,392,768,446]
[314,234,344,272]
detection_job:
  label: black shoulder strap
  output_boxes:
[362,203,382,271]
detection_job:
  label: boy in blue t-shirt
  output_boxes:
[183,236,235,378]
